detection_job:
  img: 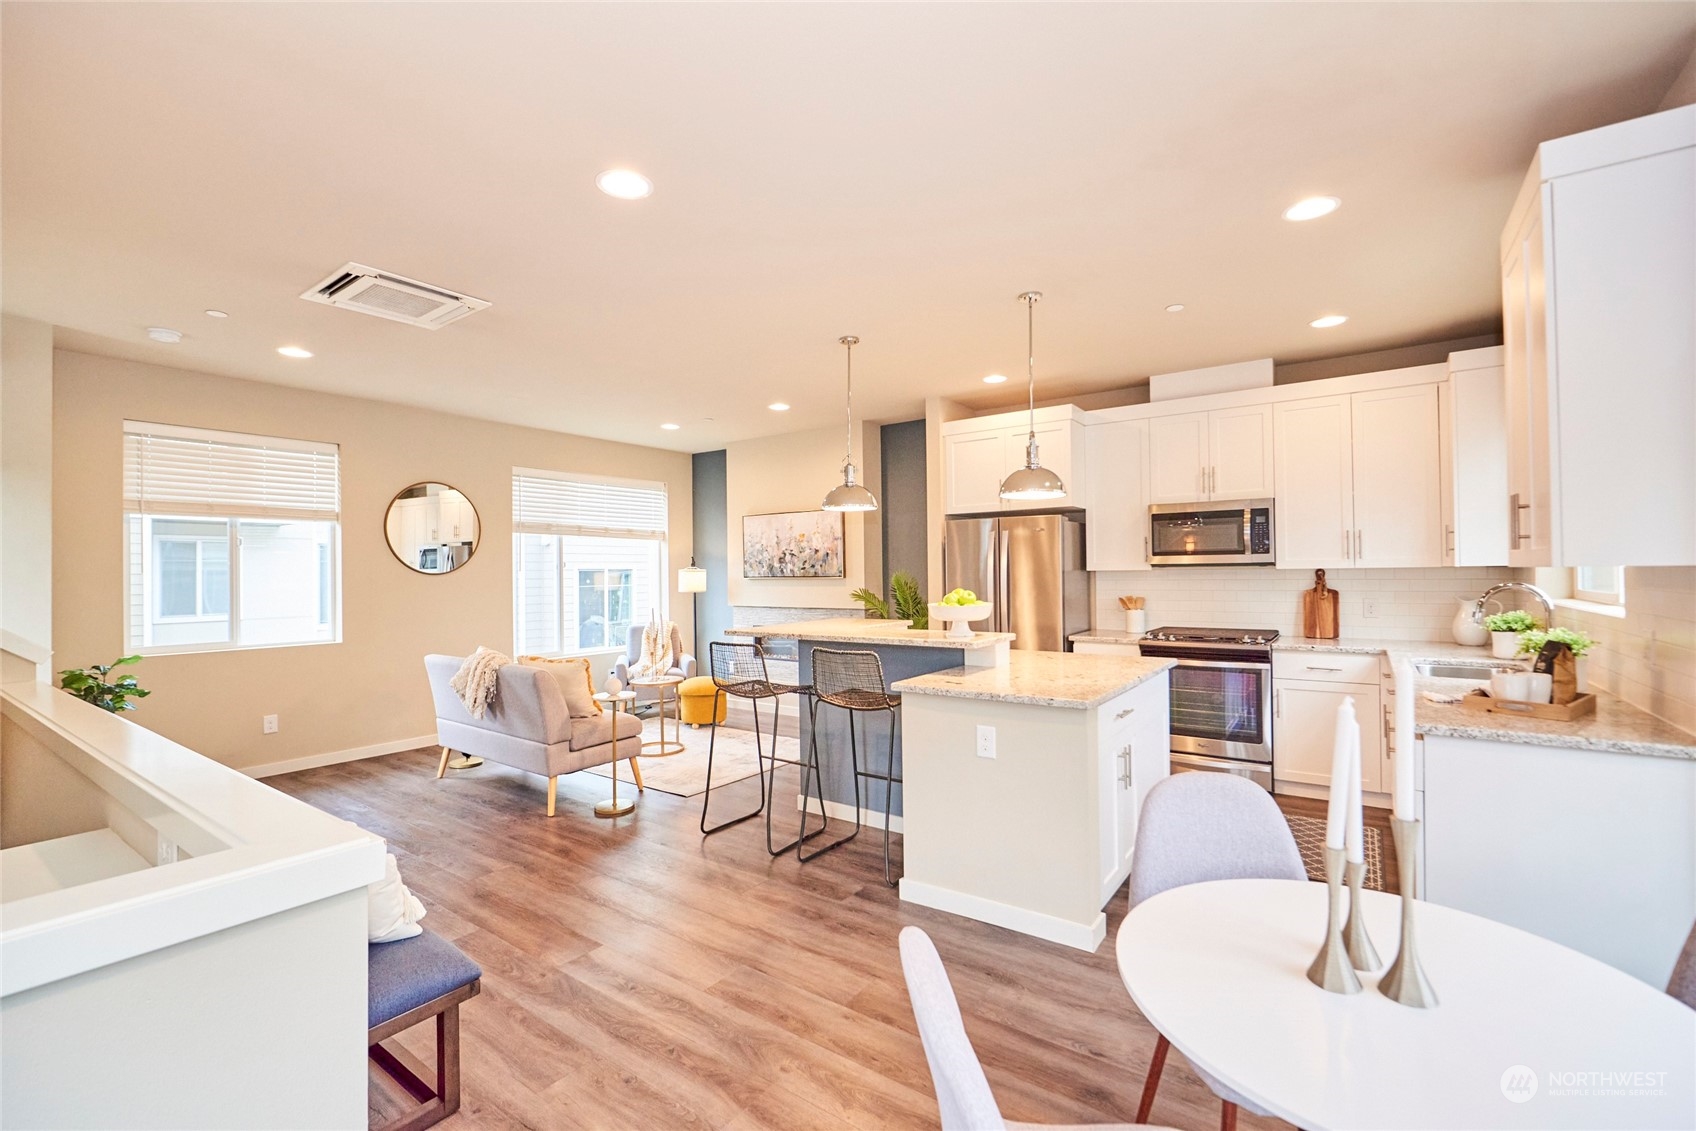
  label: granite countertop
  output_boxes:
[892,651,1174,709]
[1276,637,1513,665]
[1069,629,1144,644]
[726,618,1015,650]
[1412,677,1696,760]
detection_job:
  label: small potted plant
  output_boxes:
[58,655,150,713]
[850,571,929,630]
[1483,610,1541,659]
[1517,627,1595,692]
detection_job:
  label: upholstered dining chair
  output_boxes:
[899,927,1175,1131]
[1127,772,1307,1131]
[1667,921,1696,1009]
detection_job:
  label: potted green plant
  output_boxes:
[850,571,928,630]
[1482,610,1541,659]
[1517,627,1595,692]
[58,655,151,713]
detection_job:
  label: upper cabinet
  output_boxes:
[941,406,1087,515]
[1274,379,1445,570]
[1500,105,1695,567]
[1147,403,1274,503]
[1084,419,1150,570]
[1443,347,1510,567]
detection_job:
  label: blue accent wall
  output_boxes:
[880,419,928,596]
[691,449,732,651]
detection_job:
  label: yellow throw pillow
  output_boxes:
[518,655,602,718]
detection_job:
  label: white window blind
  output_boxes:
[512,468,667,538]
[124,421,340,521]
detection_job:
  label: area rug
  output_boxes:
[1285,812,1387,891]
[581,719,801,798]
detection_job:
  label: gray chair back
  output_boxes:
[1128,772,1306,908]
[1668,921,1696,1009]
[898,927,1005,1131]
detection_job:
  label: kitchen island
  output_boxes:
[894,652,1173,951]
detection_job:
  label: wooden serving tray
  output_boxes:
[1460,690,1597,721]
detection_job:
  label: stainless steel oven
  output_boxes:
[1148,500,1274,566]
[1136,627,1277,790]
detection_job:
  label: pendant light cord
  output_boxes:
[839,335,859,471]
[1025,294,1036,444]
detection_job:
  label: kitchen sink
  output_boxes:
[1414,662,1509,680]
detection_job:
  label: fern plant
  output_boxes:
[850,573,929,629]
[59,655,151,713]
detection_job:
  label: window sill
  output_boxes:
[1551,597,1627,620]
[135,638,342,658]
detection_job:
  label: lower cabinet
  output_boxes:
[1274,678,1383,794]
[1096,678,1171,907]
[1073,640,1141,657]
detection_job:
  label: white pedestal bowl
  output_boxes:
[929,602,993,640]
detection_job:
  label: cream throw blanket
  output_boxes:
[451,646,510,719]
[630,620,681,680]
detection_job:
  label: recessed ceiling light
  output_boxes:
[146,327,182,343]
[596,169,653,200]
[277,345,314,358]
[1284,196,1341,222]
[1165,304,1186,313]
[660,422,681,430]
[983,374,1008,384]
[768,402,790,412]
[1309,314,1349,329]
[204,309,228,319]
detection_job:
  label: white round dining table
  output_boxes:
[1115,879,1696,1130]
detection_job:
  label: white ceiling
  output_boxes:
[4,2,1691,452]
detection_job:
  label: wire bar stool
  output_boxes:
[799,647,903,886]
[699,641,824,857]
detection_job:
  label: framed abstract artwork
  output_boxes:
[742,510,845,579]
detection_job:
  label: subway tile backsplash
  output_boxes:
[1092,567,1518,642]
[1552,566,1696,735]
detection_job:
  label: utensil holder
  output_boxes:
[1306,845,1362,994]
[1343,859,1382,971]
[1125,609,1147,635]
[1379,817,1438,1008]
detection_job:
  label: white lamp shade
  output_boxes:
[678,565,708,593]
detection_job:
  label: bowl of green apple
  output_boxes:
[930,589,993,640]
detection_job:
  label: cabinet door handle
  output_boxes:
[1120,744,1134,788]
[1445,524,1455,555]
[1343,528,1351,560]
[1355,529,1363,560]
[1115,707,1135,721]
[1275,689,1282,719]
[1305,665,1343,672]
[1510,493,1531,547]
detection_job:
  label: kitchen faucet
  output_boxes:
[1475,581,1554,628]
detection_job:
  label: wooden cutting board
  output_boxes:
[1302,569,1339,639]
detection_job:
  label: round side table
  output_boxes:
[630,676,686,756]
[591,691,640,818]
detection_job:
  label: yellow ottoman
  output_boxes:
[678,676,727,727]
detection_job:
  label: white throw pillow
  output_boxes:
[368,852,427,944]
[519,654,602,718]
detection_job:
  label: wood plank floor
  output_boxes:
[273,744,1374,1130]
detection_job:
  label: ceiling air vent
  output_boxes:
[300,262,490,329]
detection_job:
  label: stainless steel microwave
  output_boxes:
[1148,500,1275,566]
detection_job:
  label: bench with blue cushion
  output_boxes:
[368,930,482,1131]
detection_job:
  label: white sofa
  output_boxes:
[424,655,641,816]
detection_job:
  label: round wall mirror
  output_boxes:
[385,482,480,574]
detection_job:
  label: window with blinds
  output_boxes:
[512,469,668,656]
[124,422,341,654]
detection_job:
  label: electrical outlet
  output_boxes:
[976,724,995,759]
[1362,598,1380,619]
[156,834,178,865]
[262,714,279,734]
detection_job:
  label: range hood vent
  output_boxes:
[300,262,490,329]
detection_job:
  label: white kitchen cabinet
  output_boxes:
[1073,640,1141,657]
[1442,348,1510,566]
[1096,680,1171,907]
[1273,396,1353,570]
[1147,405,1273,503]
[1083,419,1150,570]
[941,406,1086,515]
[1500,104,1696,567]
[1274,383,1443,570]
[1351,385,1443,568]
[1273,650,1384,796]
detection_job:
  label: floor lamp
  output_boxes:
[678,558,708,660]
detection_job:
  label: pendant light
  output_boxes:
[821,335,878,512]
[999,291,1067,500]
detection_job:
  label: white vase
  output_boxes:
[1451,599,1488,646]
[1490,631,1522,659]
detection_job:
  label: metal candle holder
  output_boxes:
[1379,817,1438,1008]
[1344,859,1383,971]
[1306,845,1363,994]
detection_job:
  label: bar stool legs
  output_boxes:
[860,703,902,887]
[700,688,826,857]
[797,694,862,862]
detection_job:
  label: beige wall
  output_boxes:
[52,349,692,773]
[724,424,880,609]
[1660,40,1696,111]
[2,315,56,680]
[1550,567,1696,735]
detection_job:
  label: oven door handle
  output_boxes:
[1140,655,1273,670]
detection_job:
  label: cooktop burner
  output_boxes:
[1142,626,1281,647]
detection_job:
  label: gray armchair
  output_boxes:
[424,655,642,817]
[610,624,696,702]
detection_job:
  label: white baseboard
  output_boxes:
[245,734,437,779]
[793,793,903,834]
[897,877,1106,953]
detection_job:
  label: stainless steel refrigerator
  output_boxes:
[943,512,1089,651]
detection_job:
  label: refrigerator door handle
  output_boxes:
[997,526,1012,634]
